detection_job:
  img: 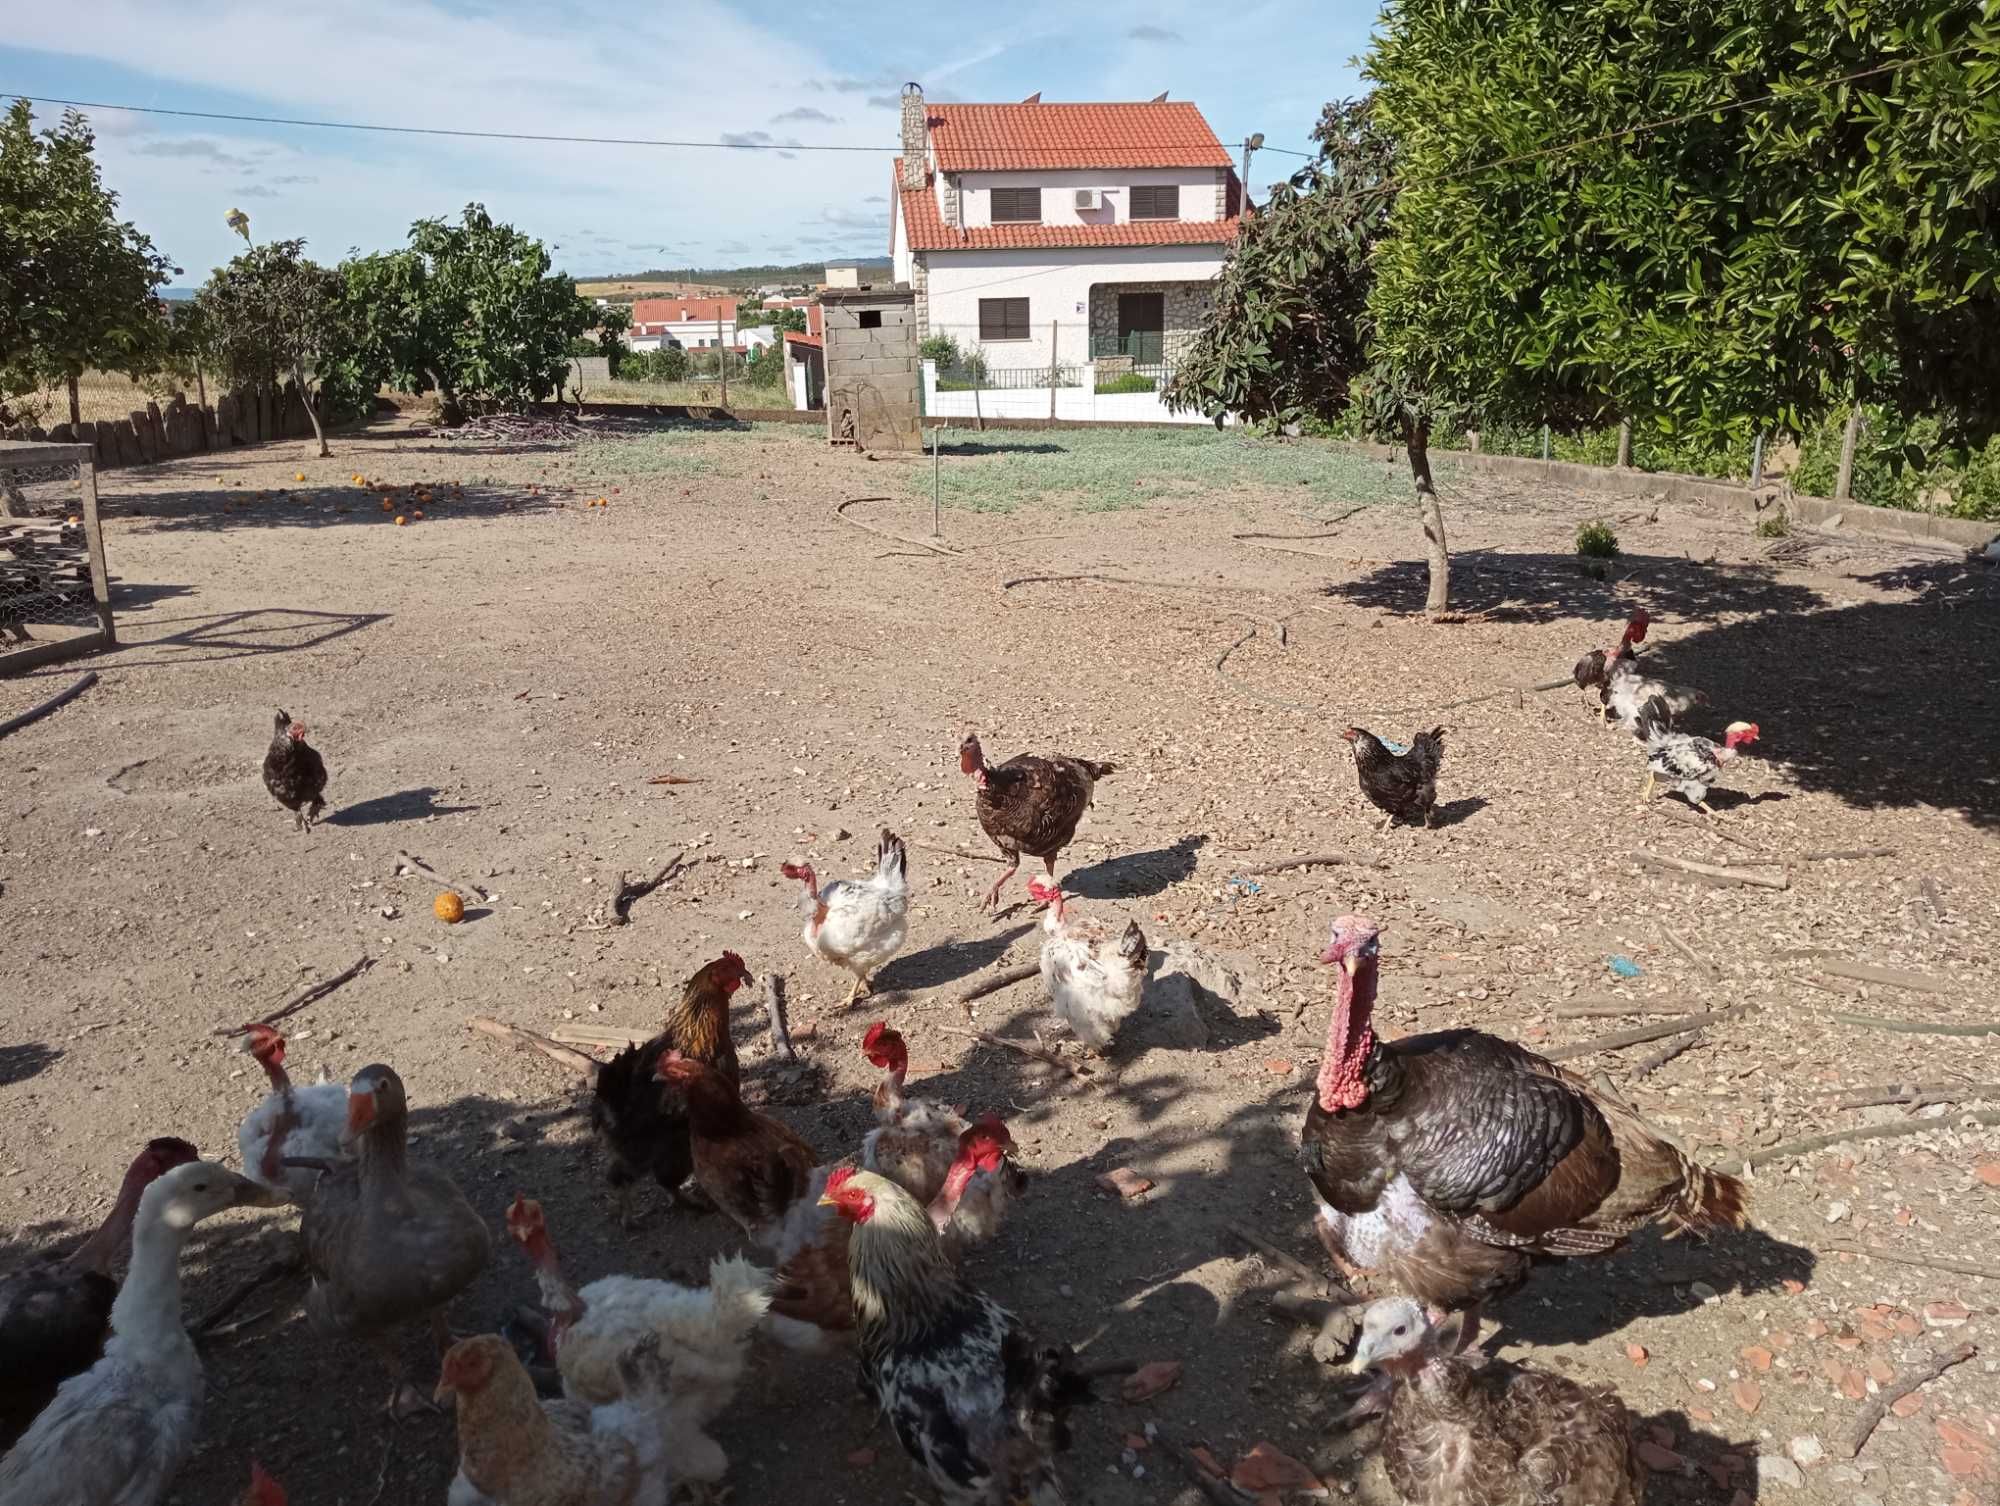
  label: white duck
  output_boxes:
[236,1022,347,1203]
[0,1160,278,1506]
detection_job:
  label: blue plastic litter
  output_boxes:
[1606,955,1643,978]
[1227,877,1263,895]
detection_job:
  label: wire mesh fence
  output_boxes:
[577,343,791,407]
[0,443,113,673]
[1,370,227,432]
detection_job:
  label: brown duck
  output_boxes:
[291,1064,491,1418]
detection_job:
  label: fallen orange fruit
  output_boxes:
[395,515,408,526]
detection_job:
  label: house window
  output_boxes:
[979,297,1031,341]
[1130,185,1180,220]
[858,310,883,329]
[1117,292,1165,364]
[989,187,1042,223]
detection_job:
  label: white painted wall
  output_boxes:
[892,207,914,286]
[920,360,1232,425]
[922,244,1226,368]
[955,167,1222,228]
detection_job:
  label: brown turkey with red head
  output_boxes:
[958,732,1114,909]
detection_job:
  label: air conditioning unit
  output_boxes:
[1073,188,1103,211]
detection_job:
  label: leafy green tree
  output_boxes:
[196,238,348,456]
[595,302,633,376]
[0,101,175,433]
[766,307,808,336]
[1168,100,1458,611]
[1365,0,2000,461]
[656,344,689,384]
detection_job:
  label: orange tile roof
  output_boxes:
[783,330,822,349]
[894,161,1240,253]
[629,297,735,325]
[925,102,1233,172]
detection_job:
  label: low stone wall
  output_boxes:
[0,379,325,470]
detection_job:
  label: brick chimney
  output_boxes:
[899,83,927,191]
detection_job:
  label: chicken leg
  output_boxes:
[982,855,1020,911]
[843,973,872,1009]
[1637,770,1656,806]
[371,1334,436,1421]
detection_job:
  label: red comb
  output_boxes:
[824,1165,859,1196]
[248,1460,286,1506]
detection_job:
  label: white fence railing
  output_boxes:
[919,361,1231,426]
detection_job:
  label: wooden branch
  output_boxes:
[194,1254,302,1335]
[1235,852,1391,877]
[1816,1082,2000,1110]
[0,670,98,740]
[1001,572,1288,643]
[1829,1011,2000,1037]
[610,853,686,925]
[214,954,373,1035]
[956,962,1040,1020]
[1849,1343,1977,1458]
[394,847,490,902]
[1632,850,1787,890]
[1545,1003,1756,1062]
[833,496,959,557]
[1223,1222,1326,1290]
[1822,1239,2000,1283]
[761,974,797,1062]
[1660,924,1718,979]
[1744,1108,2000,1168]
[551,1023,652,1050]
[1818,960,1948,995]
[912,840,1009,866]
[1804,846,1896,862]
[1631,1030,1701,1080]
[1554,1001,1693,1019]
[935,1023,1086,1081]
[465,1015,602,1081]
[1152,1430,1252,1506]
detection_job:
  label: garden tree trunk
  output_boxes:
[1615,419,1632,468]
[1834,402,1864,501]
[293,361,330,458]
[1402,413,1450,615]
[67,374,80,430]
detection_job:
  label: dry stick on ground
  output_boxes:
[0,670,98,740]
[1660,924,1720,979]
[935,1022,1087,1081]
[1822,1239,2000,1283]
[1829,1011,2000,1037]
[1744,1108,2000,1169]
[1001,572,1289,645]
[1819,959,1948,994]
[585,852,688,929]
[955,962,1040,1020]
[1152,1429,1252,1506]
[1554,1000,1697,1019]
[1633,849,1789,890]
[1223,1221,1329,1292]
[1803,846,1897,862]
[912,840,1009,866]
[1235,853,1391,877]
[761,974,797,1062]
[394,847,490,902]
[1849,1343,1977,1459]
[1631,1030,1702,1080]
[194,1256,304,1335]
[1646,801,1771,857]
[465,1016,602,1081]
[1818,1082,2000,1110]
[213,954,373,1036]
[832,496,959,557]
[1544,1002,1757,1062]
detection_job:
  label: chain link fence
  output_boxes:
[0,442,114,673]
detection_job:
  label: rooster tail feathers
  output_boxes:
[1409,726,1446,773]
[1673,1162,1749,1234]
[1081,759,1116,782]
[1117,920,1148,969]
[875,829,908,886]
[705,1253,776,1333]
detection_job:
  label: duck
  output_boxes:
[0,1160,278,1505]
[291,1063,493,1418]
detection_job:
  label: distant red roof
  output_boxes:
[784,331,823,350]
[629,297,734,327]
[926,101,1232,172]
[894,160,1240,253]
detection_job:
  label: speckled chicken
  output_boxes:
[1352,1298,1645,1506]
[959,732,1115,909]
[261,709,328,830]
[1639,717,1760,815]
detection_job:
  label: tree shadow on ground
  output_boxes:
[1324,549,1826,624]
[938,441,1070,457]
[1065,834,1208,899]
[90,606,388,670]
[110,478,564,534]
[325,787,482,828]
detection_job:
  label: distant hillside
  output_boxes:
[581,258,892,295]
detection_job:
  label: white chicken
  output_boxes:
[0,1161,278,1506]
[1028,877,1149,1052]
[235,1022,347,1203]
[1640,718,1761,815]
[506,1197,770,1492]
[859,1022,967,1203]
[781,828,908,1007]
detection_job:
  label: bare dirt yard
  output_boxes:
[3,414,1997,1506]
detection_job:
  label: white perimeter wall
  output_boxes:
[921,360,1232,426]
[923,244,1225,368]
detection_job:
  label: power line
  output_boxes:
[2,93,900,152]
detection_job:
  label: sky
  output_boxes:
[1,1,1372,289]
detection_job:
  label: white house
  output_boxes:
[887,84,1240,388]
[626,296,740,352]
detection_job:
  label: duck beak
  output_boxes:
[344,1088,377,1140]
[230,1172,285,1208]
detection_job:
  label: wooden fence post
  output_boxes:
[1615,419,1632,468]
[1834,403,1864,502]
[1047,321,1059,428]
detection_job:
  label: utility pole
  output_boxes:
[718,311,729,408]
[1240,133,1264,211]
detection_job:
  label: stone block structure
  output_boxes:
[821,287,921,453]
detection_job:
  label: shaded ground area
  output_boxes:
[2,418,1996,1506]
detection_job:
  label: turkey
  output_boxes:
[1341,727,1444,830]
[1301,914,1745,1335]
[959,732,1115,910]
[1351,1298,1645,1506]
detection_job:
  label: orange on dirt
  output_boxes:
[434,892,465,923]
[395,515,408,526]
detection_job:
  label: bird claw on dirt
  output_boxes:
[385,1382,439,1422]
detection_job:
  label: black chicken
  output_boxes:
[262,709,328,830]
[0,1137,199,1447]
[1341,726,1445,830]
[589,952,750,1227]
[958,733,1115,909]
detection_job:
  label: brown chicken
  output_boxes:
[589,952,750,1227]
[292,1064,493,1418]
[654,1052,820,1251]
[959,732,1115,909]
[1302,916,1745,1336]
[438,1332,674,1506]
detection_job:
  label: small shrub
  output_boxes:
[1575,519,1620,558]
[1755,511,1790,538]
[918,333,960,367]
[1093,372,1157,395]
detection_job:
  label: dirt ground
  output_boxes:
[3,414,1998,1506]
